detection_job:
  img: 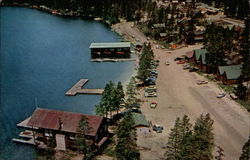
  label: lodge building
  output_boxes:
[89,42,131,58]
[15,108,108,152]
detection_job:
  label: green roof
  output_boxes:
[131,113,149,127]
[89,42,131,49]
[218,65,242,80]
[194,49,208,64]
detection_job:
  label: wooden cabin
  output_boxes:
[17,108,108,152]
[131,113,150,135]
[217,65,242,85]
[89,42,131,58]
[194,49,208,72]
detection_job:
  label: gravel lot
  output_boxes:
[112,21,250,160]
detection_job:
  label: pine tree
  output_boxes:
[239,136,250,160]
[126,77,138,108]
[115,112,140,160]
[165,117,182,160]
[75,116,92,154]
[192,114,214,160]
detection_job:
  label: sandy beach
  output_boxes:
[112,22,250,160]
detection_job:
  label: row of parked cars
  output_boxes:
[144,86,157,97]
[144,60,159,85]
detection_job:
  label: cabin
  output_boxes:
[217,65,242,85]
[16,108,108,152]
[89,42,131,58]
[194,49,208,72]
[131,113,150,135]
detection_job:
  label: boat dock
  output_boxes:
[12,130,36,145]
[65,79,104,96]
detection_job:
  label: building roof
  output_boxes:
[194,49,208,64]
[131,113,149,128]
[27,108,103,136]
[218,64,242,80]
[185,51,194,58]
[89,42,131,49]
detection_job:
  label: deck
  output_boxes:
[65,79,104,96]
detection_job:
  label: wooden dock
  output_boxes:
[65,79,104,96]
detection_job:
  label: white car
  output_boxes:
[165,61,170,65]
[217,93,226,98]
[150,102,157,108]
[196,80,208,85]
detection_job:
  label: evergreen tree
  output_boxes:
[239,136,250,160]
[115,112,140,160]
[126,77,138,108]
[75,116,91,154]
[192,114,214,160]
[165,117,182,160]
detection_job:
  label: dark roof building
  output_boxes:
[16,108,107,151]
[131,113,150,128]
[89,42,131,58]
[27,108,103,136]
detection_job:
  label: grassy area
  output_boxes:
[217,82,235,93]
[236,100,250,112]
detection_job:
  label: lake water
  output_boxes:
[0,7,136,160]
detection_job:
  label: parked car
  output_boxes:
[183,64,190,70]
[174,57,184,61]
[177,60,185,64]
[217,93,226,98]
[165,61,170,65]
[189,67,199,72]
[145,86,157,93]
[153,124,163,133]
[150,102,157,108]
[230,93,238,100]
[144,92,157,97]
[197,80,208,85]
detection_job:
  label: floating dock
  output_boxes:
[65,79,104,96]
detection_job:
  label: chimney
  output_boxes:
[58,117,63,130]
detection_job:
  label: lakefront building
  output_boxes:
[15,108,108,152]
[89,42,131,58]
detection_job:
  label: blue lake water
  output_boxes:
[0,7,136,160]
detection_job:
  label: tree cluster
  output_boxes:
[3,0,148,24]
[115,112,140,160]
[204,23,239,73]
[95,81,125,118]
[137,43,154,82]
[165,114,214,160]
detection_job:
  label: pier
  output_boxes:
[65,79,104,96]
